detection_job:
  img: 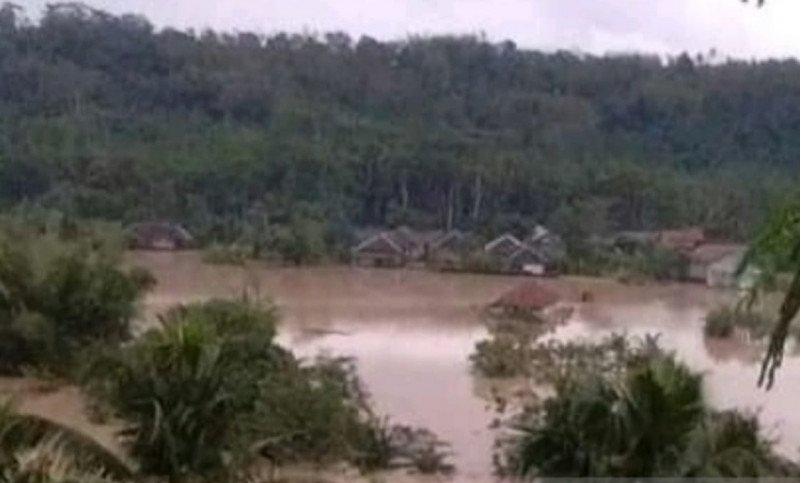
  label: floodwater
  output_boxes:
[130,251,799,481]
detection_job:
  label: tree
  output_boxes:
[740,200,799,389]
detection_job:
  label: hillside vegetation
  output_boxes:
[0,3,798,252]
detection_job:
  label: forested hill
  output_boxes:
[0,3,798,246]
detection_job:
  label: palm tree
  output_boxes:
[0,400,133,482]
[508,356,705,478]
[683,410,798,477]
[504,355,796,478]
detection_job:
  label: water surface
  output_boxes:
[131,251,800,481]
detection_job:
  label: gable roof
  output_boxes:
[430,230,466,251]
[508,244,545,264]
[352,232,405,255]
[484,233,523,256]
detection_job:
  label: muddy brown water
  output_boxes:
[3,251,795,481]
[123,251,799,481]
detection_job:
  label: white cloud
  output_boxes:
[17,0,800,58]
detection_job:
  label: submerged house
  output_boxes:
[427,230,469,269]
[351,230,409,267]
[488,280,560,317]
[656,227,706,254]
[351,226,446,267]
[128,222,194,250]
[525,225,566,267]
[688,243,758,288]
[484,233,551,275]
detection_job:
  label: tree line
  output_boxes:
[0,2,798,248]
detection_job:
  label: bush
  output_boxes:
[86,299,285,479]
[202,243,250,265]
[470,322,661,381]
[471,334,533,378]
[469,318,550,378]
[495,341,798,478]
[85,299,451,480]
[704,306,773,339]
[0,219,152,375]
[565,244,688,281]
[455,251,505,274]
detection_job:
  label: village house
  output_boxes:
[128,221,194,250]
[488,280,560,318]
[525,224,566,266]
[484,233,551,275]
[427,230,469,269]
[655,227,706,254]
[484,233,522,259]
[688,243,758,288]
[351,230,409,267]
[351,226,446,267]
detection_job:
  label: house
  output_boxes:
[525,225,566,265]
[484,233,551,275]
[128,222,194,250]
[351,226,444,267]
[394,226,446,261]
[484,233,524,259]
[689,244,759,289]
[507,245,549,275]
[687,244,743,281]
[351,231,408,267]
[488,280,560,316]
[427,230,469,269]
[656,227,706,254]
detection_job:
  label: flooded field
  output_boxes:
[129,251,799,481]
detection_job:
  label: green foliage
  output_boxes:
[565,243,688,281]
[499,350,797,478]
[0,4,796,245]
[85,299,450,480]
[470,318,550,378]
[0,214,152,375]
[85,299,283,479]
[0,400,133,482]
[684,409,800,477]
[471,334,534,378]
[740,199,800,389]
[455,251,505,275]
[471,317,661,380]
[704,305,773,339]
[201,244,249,266]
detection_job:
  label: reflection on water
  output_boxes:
[131,251,800,481]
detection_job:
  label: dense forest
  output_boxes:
[0,3,798,252]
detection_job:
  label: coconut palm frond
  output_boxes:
[0,399,135,480]
[739,201,799,389]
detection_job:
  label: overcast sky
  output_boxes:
[19,0,800,59]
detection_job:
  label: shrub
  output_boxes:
[684,409,800,477]
[86,299,451,480]
[704,306,773,339]
[86,300,284,479]
[496,342,797,478]
[201,244,250,265]
[0,221,152,375]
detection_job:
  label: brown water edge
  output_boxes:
[3,251,792,481]
[122,251,800,481]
